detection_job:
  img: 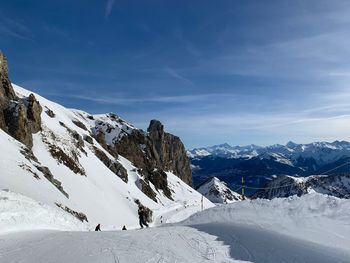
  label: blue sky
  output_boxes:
[2,0,350,148]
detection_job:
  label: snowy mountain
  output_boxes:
[1,52,350,263]
[187,143,260,159]
[253,174,350,199]
[189,141,350,195]
[196,177,244,204]
[189,141,350,164]
[0,52,213,232]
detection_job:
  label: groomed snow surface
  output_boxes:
[1,193,350,263]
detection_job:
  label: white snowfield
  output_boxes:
[1,193,350,263]
[0,191,88,234]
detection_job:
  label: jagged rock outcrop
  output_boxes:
[93,146,128,182]
[0,51,42,148]
[113,120,192,201]
[0,52,16,100]
[147,120,192,185]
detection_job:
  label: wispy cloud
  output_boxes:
[50,92,235,105]
[105,0,116,19]
[0,17,33,41]
[164,67,194,85]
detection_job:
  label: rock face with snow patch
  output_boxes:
[147,120,192,185]
[113,119,192,200]
[253,174,350,199]
[197,177,243,204]
[0,52,42,148]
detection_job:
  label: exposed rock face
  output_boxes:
[114,119,192,200]
[55,203,88,222]
[93,146,128,182]
[147,120,192,186]
[27,94,42,133]
[48,144,86,176]
[0,52,42,148]
[36,166,69,198]
[0,52,16,100]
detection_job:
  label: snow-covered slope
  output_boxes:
[197,177,244,204]
[184,193,350,252]
[0,84,213,233]
[1,193,350,263]
[0,190,88,233]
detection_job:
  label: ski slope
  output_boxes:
[1,193,350,262]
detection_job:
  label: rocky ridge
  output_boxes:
[0,52,42,149]
[253,174,350,199]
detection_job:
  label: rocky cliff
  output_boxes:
[0,51,42,148]
[111,119,192,201]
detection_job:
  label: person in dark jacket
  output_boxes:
[138,207,149,228]
[122,225,127,230]
[95,224,101,231]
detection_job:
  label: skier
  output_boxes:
[95,224,101,231]
[138,206,149,228]
[122,225,127,230]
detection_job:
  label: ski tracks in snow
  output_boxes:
[0,227,235,263]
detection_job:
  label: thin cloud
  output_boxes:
[164,67,194,85]
[105,0,116,19]
[0,17,33,41]
[52,92,235,105]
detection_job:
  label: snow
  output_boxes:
[0,193,350,262]
[184,193,350,252]
[0,190,88,234]
[0,227,241,263]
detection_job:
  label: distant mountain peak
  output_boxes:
[197,177,244,204]
[286,141,298,148]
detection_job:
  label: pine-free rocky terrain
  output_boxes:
[1,51,350,262]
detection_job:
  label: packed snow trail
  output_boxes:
[1,224,350,263]
[1,193,350,262]
[0,227,238,263]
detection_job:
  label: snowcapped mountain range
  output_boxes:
[188,141,350,165]
[196,177,244,204]
[253,174,350,199]
[189,142,350,196]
